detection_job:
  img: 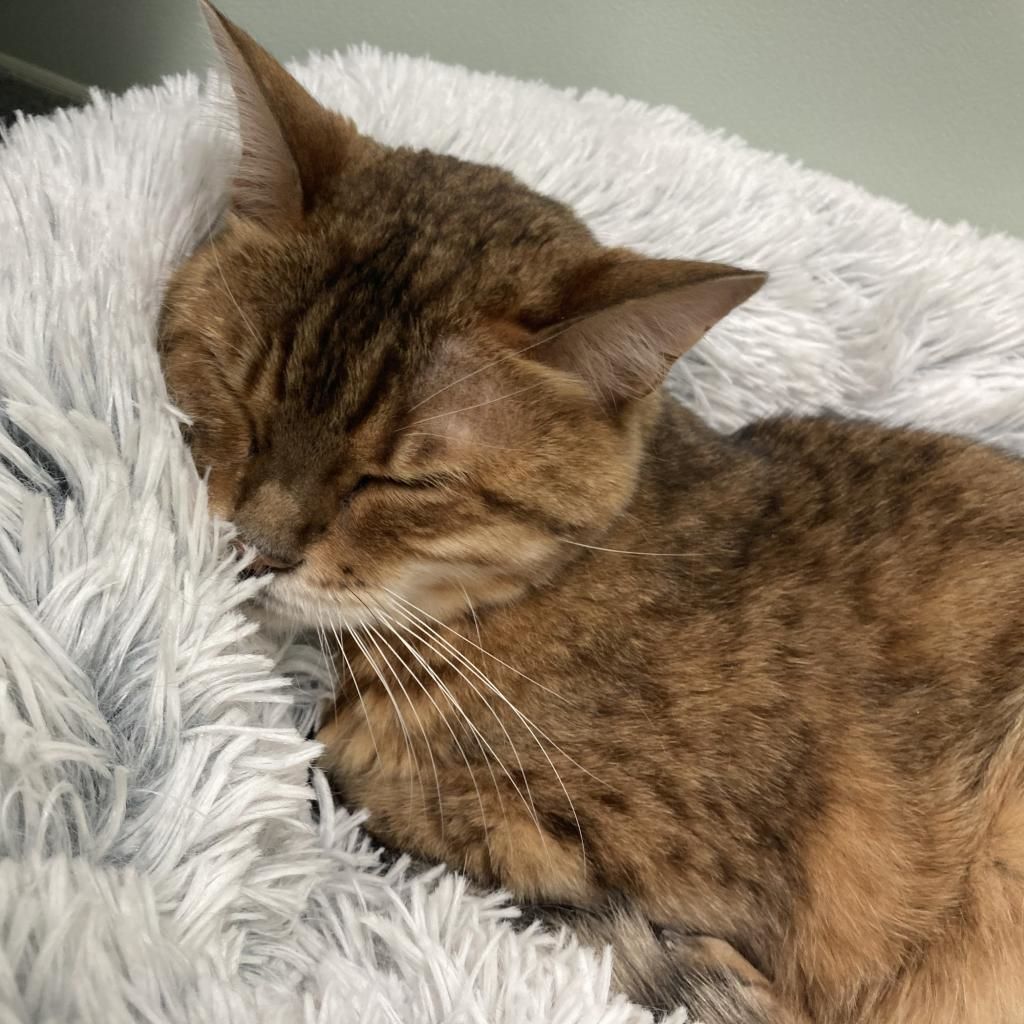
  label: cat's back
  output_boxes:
[722,412,1024,684]
[509,402,1024,740]
[529,403,1024,839]
[633,410,1024,1019]
[731,410,1024,552]
[489,403,1024,812]
[735,414,1024,1023]
[685,411,1024,745]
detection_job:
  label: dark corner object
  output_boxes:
[0,68,79,127]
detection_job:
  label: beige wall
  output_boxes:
[2,0,1022,237]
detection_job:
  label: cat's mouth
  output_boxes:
[248,575,385,632]
[237,547,537,639]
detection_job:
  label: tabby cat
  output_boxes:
[159,6,1024,1022]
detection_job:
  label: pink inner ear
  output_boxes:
[538,271,766,407]
[203,3,304,223]
[201,1,361,225]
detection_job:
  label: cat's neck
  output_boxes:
[543,392,769,593]
[642,392,730,473]
[619,391,755,525]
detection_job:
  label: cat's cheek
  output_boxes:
[387,560,538,621]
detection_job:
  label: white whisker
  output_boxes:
[383,593,611,792]
[313,610,341,709]
[556,537,700,558]
[370,614,510,828]
[458,583,483,647]
[379,585,570,704]
[350,615,447,841]
[381,595,595,874]
[324,614,381,768]
[341,611,495,862]
[349,624,425,815]
[374,605,545,846]
[207,235,267,360]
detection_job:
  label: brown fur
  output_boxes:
[160,7,1024,1022]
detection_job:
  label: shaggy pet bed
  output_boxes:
[2,44,1023,1024]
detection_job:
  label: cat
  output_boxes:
[159,6,1024,1023]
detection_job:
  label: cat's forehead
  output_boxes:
[329,148,567,231]
[312,149,596,290]
[165,147,604,431]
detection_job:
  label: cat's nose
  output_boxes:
[230,538,301,578]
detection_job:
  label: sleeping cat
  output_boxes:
[159,6,1024,1022]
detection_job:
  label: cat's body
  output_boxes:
[321,399,1024,1023]
[161,7,1024,1022]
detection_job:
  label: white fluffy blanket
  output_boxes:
[2,44,1023,1024]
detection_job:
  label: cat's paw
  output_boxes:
[660,931,812,1024]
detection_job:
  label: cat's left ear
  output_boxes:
[201,0,364,225]
[536,252,766,409]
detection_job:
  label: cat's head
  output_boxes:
[159,2,764,630]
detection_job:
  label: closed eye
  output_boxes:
[351,475,427,494]
[350,474,452,496]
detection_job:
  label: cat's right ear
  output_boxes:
[534,253,766,410]
[201,1,362,225]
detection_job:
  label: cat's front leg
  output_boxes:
[523,901,810,1024]
[318,709,601,905]
[663,933,813,1024]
